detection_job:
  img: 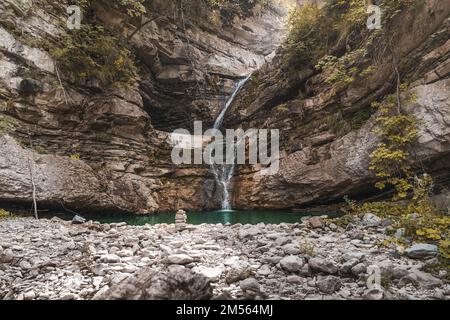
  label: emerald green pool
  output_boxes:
[85,210,340,226]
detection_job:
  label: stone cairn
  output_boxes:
[175,209,187,231]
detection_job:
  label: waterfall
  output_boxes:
[213,75,251,130]
[211,75,251,211]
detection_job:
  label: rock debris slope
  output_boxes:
[0,217,448,300]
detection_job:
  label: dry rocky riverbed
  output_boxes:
[0,215,448,300]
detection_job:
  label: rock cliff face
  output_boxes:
[130,0,287,131]
[225,0,450,209]
[0,0,287,213]
[0,0,449,214]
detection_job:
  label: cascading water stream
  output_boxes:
[211,75,251,211]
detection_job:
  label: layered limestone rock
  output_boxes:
[224,0,450,209]
[100,0,288,131]
[0,0,288,213]
[0,0,449,213]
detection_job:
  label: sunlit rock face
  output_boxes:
[128,0,288,132]
[225,0,450,210]
[0,0,288,213]
[0,0,449,214]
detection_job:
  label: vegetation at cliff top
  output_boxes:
[284,0,423,75]
[205,0,270,23]
[75,0,146,18]
[344,85,450,263]
[75,0,281,24]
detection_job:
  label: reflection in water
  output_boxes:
[85,210,340,226]
[221,210,232,224]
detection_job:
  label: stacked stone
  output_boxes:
[175,210,187,231]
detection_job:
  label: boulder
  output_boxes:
[404,244,438,259]
[364,288,384,300]
[309,216,324,229]
[192,266,223,283]
[351,263,367,276]
[23,291,36,300]
[240,278,261,293]
[286,275,303,284]
[93,265,212,300]
[308,257,338,275]
[166,254,194,265]
[0,248,14,263]
[362,213,382,227]
[256,264,271,276]
[116,249,134,258]
[224,259,251,284]
[341,251,365,262]
[316,276,341,294]
[282,243,300,255]
[100,254,120,264]
[399,269,443,289]
[238,227,261,239]
[340,258,359,275]
[280,256,304,273]
[72,215,86,225]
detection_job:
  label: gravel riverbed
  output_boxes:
[0,216,448,300]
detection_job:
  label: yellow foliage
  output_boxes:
[345,186,450,261]
[315,50,366,88]
[369,86,419,200]
[284,3,326,66]
[0,209,11,218]
[416,228,441,241]
[70,154,81,161]
[439,240,450,260]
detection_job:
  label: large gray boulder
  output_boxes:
[316,275,342,294]
[280,256,304,273]
[93,265,213,300]
[362,213,382,228]
[166,254,194,265]
[308,257,339,275]
[404,244,439,259]
[399,269,443,290]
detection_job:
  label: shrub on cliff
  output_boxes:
[0,115,19,133]
[51,25,137,88]
[343,84,449,265]
[75,0,146,18]
[284,3,329,67]
[284,0,368,67]
[0,209,12,218]
[206,0,270,23]
[284,0,423,68]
